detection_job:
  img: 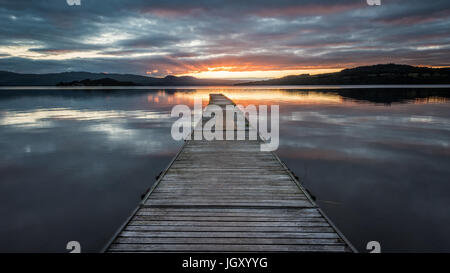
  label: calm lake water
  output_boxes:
[0,87,449,252]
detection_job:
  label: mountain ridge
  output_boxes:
[237,64,450,85]
[1,64,450,86]
[0,71,240,86]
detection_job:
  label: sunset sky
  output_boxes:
[0,0,449,79]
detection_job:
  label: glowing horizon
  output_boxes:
[176,68,343,80]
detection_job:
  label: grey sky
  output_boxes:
[0,0,449,78]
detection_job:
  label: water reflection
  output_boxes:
[167,88,450,106]
[0,90,185,252]
[172,89,344,105]
[273,96,450,252]
[0,87,449,252]
[0,108,170,127]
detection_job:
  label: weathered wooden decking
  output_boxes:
[104,93,355,252]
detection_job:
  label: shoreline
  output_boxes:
[1,84,450,90]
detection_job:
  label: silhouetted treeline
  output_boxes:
[238,64,450,85]
[0,71,242,86]
[57,78,135,86]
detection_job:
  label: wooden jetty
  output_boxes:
[103,93,356,252]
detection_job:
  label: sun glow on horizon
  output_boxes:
[177,68,343,80]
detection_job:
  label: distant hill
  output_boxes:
[57,78,136,86]
[237,64,450,85]
[2,64,450,86]
[0,71,239,86]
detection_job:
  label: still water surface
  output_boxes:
[0,87,449,252]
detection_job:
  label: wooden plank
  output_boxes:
[103,93,355,253]
[127,220,330,227]
[135,209,322,217]
[119,231,342,239]
[143,200,314,208]
[124,225,334,233]
[148,196,308,200]
[114,237,344,245]
[136,207,322,216]
[132,216,326,222]
[109,243,348,252]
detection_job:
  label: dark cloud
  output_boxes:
[0,0,449,76]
